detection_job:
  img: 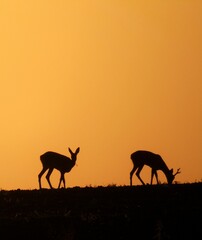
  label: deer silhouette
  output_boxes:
[130,150,180,186]
[38,147,80,189]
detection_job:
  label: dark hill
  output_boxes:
[0,183,201,240]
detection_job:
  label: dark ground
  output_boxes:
[0,183,201,240]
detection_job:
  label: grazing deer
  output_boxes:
[130,150,180,186]
[38,147,80,189]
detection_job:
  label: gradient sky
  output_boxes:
[0,0,201,190]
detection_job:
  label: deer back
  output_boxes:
[131,150,167,170]
[40,151,75,173]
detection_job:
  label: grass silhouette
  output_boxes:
[0,183,201,240]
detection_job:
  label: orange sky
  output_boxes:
[0,0,201,190]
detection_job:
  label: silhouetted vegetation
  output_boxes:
[0,183,201,239]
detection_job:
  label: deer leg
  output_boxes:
[154,171,159,184]
[38,167,48,189]
[130,166,138,186]
[58,173,65,189]
[151,169,159,184]
[136,165,145,185]
[46,168,54,189]
[151,169,157,185]
[151,169,154,185]
[63,175,66,188]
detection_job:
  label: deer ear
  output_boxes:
[68,148,73,154]
[170,168,173,174]
[76,147,80,154]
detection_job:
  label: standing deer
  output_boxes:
[38,147,80,189]
[130,150,180,186]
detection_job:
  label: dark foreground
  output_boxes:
[0,183,202,240]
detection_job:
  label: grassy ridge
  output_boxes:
[0,183,201,239]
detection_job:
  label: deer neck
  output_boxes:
[160,164,171,183]
[71,159,76,166]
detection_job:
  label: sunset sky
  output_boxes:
[0,0,201,190]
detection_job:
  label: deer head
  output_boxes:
[68,147,80,162]
[168,168,181,184]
